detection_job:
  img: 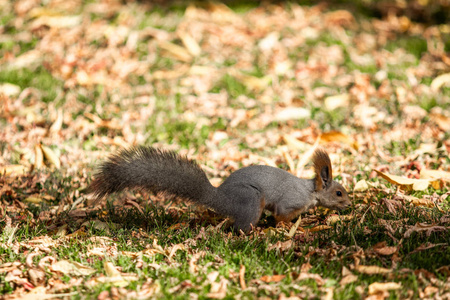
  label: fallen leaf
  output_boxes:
[260,274,286,283]
[178,31,201,57]
[404,223,447,238]
[35,144,44,169]
[51,260,96,276]
[267,240,293,252]
[339,273,358,285]
[420,169,450,182]
[410,242,448,255]
[297,273,325,285]
[372,241,397,256]
[286,215,302,238]
[320,131,358,150]
[374,170,439,191]
[239,265,246,290]
[207,277,228,299]
[326,215,353,226]
[368,282,401,295]
[0,83,21,97]
[308,225,332,232]
[275,107,311,122]
[354,179,369,192]
[354,265,392,275]
[24,195,45,204]
[324,93,350,110]
[430,73,450,92]
[0,165,29,176]
[103,262,129,287]
[430,113,450,131]
[159,41,192,62]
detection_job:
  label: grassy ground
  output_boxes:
[1,0,449,299]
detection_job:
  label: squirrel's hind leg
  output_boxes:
[221,184,265,233]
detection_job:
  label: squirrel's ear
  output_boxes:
[319,165,332,189]
[313,148,333,191]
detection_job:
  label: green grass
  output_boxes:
[1,186,448,298]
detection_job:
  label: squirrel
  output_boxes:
[88,146,351,232]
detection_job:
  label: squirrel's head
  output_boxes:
[313,148,351,211]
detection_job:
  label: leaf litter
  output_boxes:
[1,0,450,299]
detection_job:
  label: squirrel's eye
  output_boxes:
[336,191,342,197]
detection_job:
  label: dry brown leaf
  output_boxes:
[267,240,293,252]
[207,277,228,299]
[355,265,392,275]
[340,273,358,285]
[403,196,436,208]
[260,274,286,283]
[239,265,246,290]
[368,282,401,295]
[168,222,188,231]
[308,225,332,232]
[372,241,397,256]
[297,273,325,285]
[167,244,185,260]
[410,242,448,254]
[374,170,438,191]
[404,223,447,238]
[430,113,450,131]
[300,262,312,273]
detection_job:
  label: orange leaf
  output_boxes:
[259,275,286,283]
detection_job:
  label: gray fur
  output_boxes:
[88,146,351,232]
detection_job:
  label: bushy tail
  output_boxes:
[88,146,216,204]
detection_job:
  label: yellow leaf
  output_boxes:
[326,215,353,226]
[0,165,28,176]
[24,196,45,204]
[35,144,44,169]
[431,73,450,92]
[324,93,350,110]
[159,41,192,62]
[368,282,401,295]
[355,265,392,275]
[374,170,439,191]
[51,260,96,276]
[41,145,61,169]
[178,31,201,56]
[354,179,369,192]
[420,169,450,181]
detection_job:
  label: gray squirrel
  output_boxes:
[88,146,351,232]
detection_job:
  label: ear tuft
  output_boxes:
[313,148,333,190]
